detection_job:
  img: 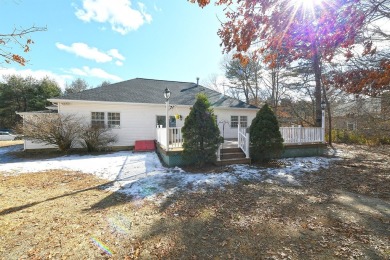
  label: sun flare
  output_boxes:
[288,0,324,17]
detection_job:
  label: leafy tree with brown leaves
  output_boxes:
[190,0,366,126]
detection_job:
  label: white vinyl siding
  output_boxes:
[52,102,258,147]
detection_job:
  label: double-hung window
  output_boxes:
[91,112,121,128]
[240,116,248,127]
[108,112,120,128]
[231,115,247,128]
[91,112,105,127]
[231,116,239,128]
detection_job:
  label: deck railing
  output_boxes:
[238,125,250,158]
[156,127,183,150]
[280,126,323,144]
[157,125,324,152]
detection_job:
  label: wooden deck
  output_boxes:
[161,138,239,152]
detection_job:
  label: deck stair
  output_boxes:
[216,147,251,166]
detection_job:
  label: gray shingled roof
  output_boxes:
[54,78,257,109]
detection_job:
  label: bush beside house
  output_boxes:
[182,93,223,166]
[250,104,284,162]
[21,114,117,152]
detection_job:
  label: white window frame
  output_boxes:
[91,112,105,128]
[108,112,121,128]
[240,116,248,127]
[231,116,239,128]
[347,122,356,131]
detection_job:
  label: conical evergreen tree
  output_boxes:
[250,103,284,162]
[182,93,223,166]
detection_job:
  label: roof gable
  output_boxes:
[54,78,257,109]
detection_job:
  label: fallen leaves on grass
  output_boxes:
[0,144,389,259]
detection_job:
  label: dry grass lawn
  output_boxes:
[0,140,24,147]
[0,144,389,259]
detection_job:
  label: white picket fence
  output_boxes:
[280,126,323,144]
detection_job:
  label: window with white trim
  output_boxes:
[240,116,248,127]
[347,122,355,131]
[231,116,239,128]
[231,115,248,128]
[108,112,120,128]
[91,112,105,127]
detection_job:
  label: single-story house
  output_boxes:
[19,78,259,150]
[332,97,383,131]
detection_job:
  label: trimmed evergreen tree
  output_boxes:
[182,93,223,166]
[250,104,284,162]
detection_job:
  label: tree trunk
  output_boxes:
[321,84,332,146]
[271,70,276,109]
[312,44,322,127]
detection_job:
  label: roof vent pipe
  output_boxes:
[196,77,199,86]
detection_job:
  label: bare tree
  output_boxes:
[64,78,89,95]
[96,80,111,88]
[79,125,117,152]
[21,114,84,152]
[223,53,263,106]
[202,74,227,94]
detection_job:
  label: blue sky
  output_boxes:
[0,0,226,89]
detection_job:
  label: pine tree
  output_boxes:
[182,93,223,166]
[250,104,284,162]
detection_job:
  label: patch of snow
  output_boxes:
[0,145,24,163]
[0,146,339,202]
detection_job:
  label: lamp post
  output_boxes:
[164,87,171,150]
[321,100,326,143]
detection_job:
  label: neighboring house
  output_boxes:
[19,78,259,150]
[332,97,384,131]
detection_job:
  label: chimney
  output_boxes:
[196,77,199,86]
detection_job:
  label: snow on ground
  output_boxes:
[0,145,337,202]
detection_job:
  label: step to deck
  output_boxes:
[221,152,246,160]
[221,148,242,153]
[215,158,251,166]
[217,147,251,165]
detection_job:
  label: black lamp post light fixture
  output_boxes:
[164,87,171,100]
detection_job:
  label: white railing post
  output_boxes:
[238,124,241,148]
[245,130,250,158]
[298,125,302,144]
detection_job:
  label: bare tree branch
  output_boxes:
[1,25,47,66]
